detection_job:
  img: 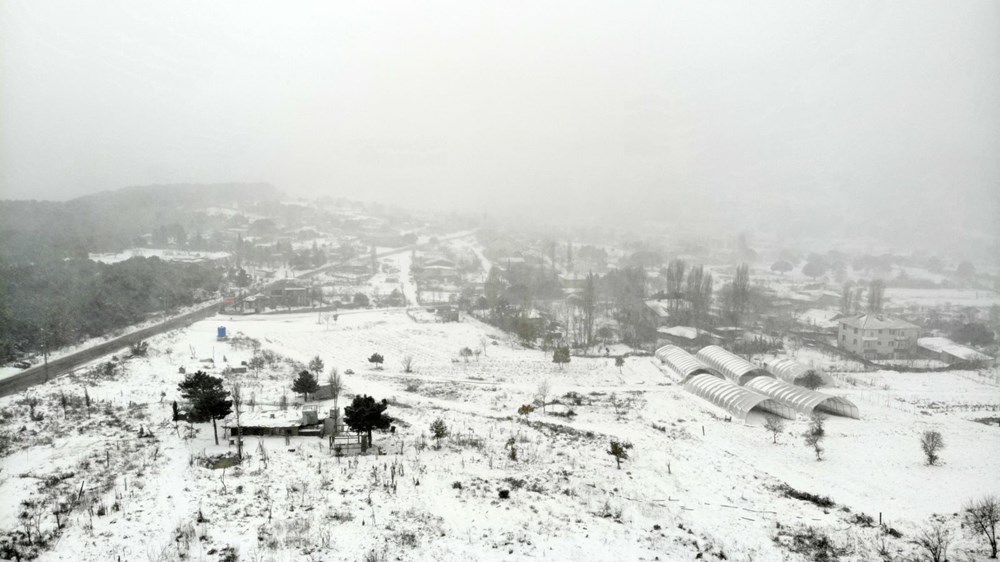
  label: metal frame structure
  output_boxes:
[654,345,720,382]
[744,376,860,419]
[764,357,834,386]
[684,374,796,420]
[695,345,770,385]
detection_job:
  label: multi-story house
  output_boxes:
[838,314,919,360]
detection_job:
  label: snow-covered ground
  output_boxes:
[88,248,231,264]
[885,288,1000,309]
[1,310,998,561]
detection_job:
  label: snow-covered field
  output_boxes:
[88,248,231,264]
[1,311,998,561]
[885,288,1000,309]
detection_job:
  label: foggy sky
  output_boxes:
[1,1,998,236]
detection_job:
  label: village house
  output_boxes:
[837,314,919,360]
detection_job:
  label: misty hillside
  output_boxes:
[0,183,278,261]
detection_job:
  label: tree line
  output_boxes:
[0,256,222,362]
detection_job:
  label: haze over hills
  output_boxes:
[2,0,998,256]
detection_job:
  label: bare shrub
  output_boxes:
[536,380,551,413]
[910,521,951,562]
[609,393,636,417]
[798,370,826,390]
[919,430,944,466]
[775,525,846,562]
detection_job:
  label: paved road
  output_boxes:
[0,230,475,398]
[0,302,222,397]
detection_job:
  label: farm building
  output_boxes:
[696,345,770,385]
[917,337,993,365]
[656,345,860,420]
[684,374,796,420]
[223,406,326,437]
[656,345,795,420]
[743,376,859,419]
[656,326,723,347]
[655,345,719,382]
[697,346,858,419]
[764,357,834,387]
[643,300,672,327]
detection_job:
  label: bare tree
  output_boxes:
[328,367,343,440]
[230,382,244,460]
[920,430,945,466]
[840,282,854,315]
[536,380,551,413]
[867,279,886,314]
[763,414,785,444]
[724,262,751,329]
[401,355,415,373]
[804,414,826,460]
[963,495,999,558]
[248,354,265,377]
[911,521,952,562]
[308,355,325,376]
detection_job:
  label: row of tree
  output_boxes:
[0,256,222,362]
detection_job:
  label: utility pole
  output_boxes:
[41,328,49,382]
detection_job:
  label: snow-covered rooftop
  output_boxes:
[917,337,992,362]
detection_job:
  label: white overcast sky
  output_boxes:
[1,0,997,233]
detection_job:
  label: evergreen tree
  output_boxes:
[553,346,571,369]
[607,440,633,469]
[177,370,232,445]
[430,418,448,444]
[292,369,319,402]
[344,395,391,448]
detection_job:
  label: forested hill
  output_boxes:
[0,182,278,262]
[69,182,276,209]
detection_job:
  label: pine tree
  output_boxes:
[292,370,319,402]
[430,418,448,445]
[344,395,391,449]
[607,440,633,469]
[177,370,232,445]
